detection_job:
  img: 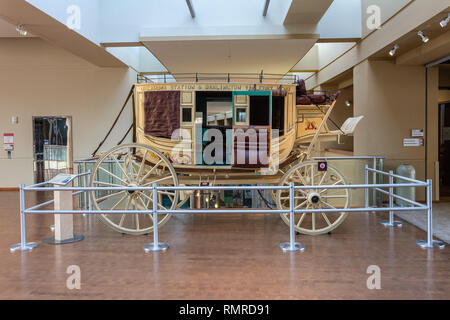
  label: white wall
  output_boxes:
[0,38,135,187]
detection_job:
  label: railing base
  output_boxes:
[143,242,169,252]
[416,240,445,249]
[42,234,84,245]
[10,242,38,252]
[380,221,403,228]
[279,242,306,252]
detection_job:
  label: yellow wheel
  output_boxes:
[277,161,350,235]
[90,143,179,235]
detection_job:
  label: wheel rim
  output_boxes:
[90,143,179,235]
[277,161,350,235]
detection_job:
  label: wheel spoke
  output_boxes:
[322,195,347,199]
[140,192,168,211]
[296,212,307,227]
[135,214,140,230]
[294,199,308,210]
[118,214,126,227]
[96,190,126,203]
[312,212,316,231]
[321,212,332,226]
[111,193,129,210]
[118,196,132,227]
[139,159,163,183]
[294,169,308,186]
[318,171,328,186]
[98,166,128,185]
[141,175,173,186]
[322,200,337,209]
[136,149,149,181]
[112,156,131,183]
[93,181,124,188]
[319,179,343,194]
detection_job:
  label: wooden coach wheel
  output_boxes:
[276,161,350,235]
[90,143,179,235]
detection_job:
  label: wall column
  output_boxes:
[353,60,426,200]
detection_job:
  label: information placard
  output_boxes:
[49,173,77,186]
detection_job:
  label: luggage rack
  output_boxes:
[137,72,299,84]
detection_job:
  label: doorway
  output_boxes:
[439,103,450,199]
[32,116,73,183]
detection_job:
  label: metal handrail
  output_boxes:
[10,165,444,253]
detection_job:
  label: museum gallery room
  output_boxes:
[0,0,450,304]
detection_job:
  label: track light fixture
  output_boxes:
[417,31,429,43]
[440,13,450,28]
[389,44,399,56]
[16,24,27,36]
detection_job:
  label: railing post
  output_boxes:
[143,183,169,252]
[416,179,445,249]
[364,164,369,208]
[372,157,377,207]
[279,183,305,252]
[83,162,88,210]
[380,171,402,228]
[10,184,38,252]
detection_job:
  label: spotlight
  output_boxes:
[16,24,27,36]
[417,31,429,43]
[389,44,399,56]
[345,100,352,107]
[440,13,450,28]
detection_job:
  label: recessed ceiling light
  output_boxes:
[16,24,27,36]
[440,13,450,28]
[389,44,399,56]
[418,31,429,43]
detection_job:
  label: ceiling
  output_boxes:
[284,0,334,24]
[371,10,450,61]
[142,35,319,78]
[0,0,125,67]
[0,17,34,37]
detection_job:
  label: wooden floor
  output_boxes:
[0,191,449,300]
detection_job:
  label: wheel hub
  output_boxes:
[127,183,137,195]
[307,192,321,204]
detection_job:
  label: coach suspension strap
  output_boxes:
[91,85,135,157]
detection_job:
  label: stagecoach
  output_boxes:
[88,74,363,236]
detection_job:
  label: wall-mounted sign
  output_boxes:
[403,138,424,147]
[3,133,14,145]
[411,129,424,137]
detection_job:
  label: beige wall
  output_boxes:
[0,38,136,187]
[354,60,427,200]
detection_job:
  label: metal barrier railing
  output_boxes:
[9,165,445,253]
[313,155,384,206]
